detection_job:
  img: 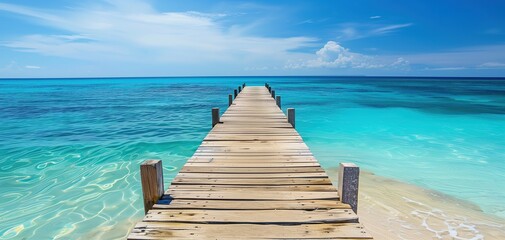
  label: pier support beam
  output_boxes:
[228,94,233,106]
[140,160,164,214]
[338,163,360,213]
[212,108,220,127]
[287,108,295,128]
[276,96,281,108]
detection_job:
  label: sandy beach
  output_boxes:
[89,168,505,240]
[327,169,505,239]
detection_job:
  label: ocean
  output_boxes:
[0,76,504,239]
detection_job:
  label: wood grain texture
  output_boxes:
[130,222,372,239]
[128,86,371,239]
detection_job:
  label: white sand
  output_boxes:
[327,169,505,240]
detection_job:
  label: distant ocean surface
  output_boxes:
[0,76,504,239]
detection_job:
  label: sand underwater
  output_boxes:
[0,77,504,239]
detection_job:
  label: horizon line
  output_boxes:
[1,75,505,80]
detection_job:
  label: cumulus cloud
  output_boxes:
[286,41,409,70]
[307,41,381,68]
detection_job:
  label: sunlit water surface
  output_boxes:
[0,77,504,239]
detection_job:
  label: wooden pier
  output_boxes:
[128,84,372,239]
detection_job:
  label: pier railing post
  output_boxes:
[268,86,272,93]
[338,163,360,213]
[276,96,281,108]
[243,83,246,88]
[212,108,220,127]
[238,86,242,92]
[287,108,295,128]
[234,89,238,99]
[140,160,164,214]
[228,94,233,106]
[271,90,276,98]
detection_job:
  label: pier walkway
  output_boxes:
[128,85,372,239]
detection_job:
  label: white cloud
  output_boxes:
[307,41,381,68]
[426,67,466,71]
[403,45,505,69]
[25,65,41,69]
[370,16,381,19]
[286,41,409,70]
[391,57,410,69]
[478,62,505,69]
[0,1,317,72]
[337,23,413,41]
[371,23,412,35]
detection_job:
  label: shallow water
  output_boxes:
[0,77,504,239]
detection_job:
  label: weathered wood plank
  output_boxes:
[129,222,372,239]
[171,177,332,185]
[184,162,321,167]
[167,184,336,192]
[143,209,358,224]
[176,172,327,179]
[166,190,339,200]
[180,166,324,173]
[154,199,350,210]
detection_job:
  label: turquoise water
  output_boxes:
[0,77,504,239]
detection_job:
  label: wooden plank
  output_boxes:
[166,190,339,200]
[204,135,301,141]
[171,177,332,185]
[187,156,317,160]
[200,140,307,145]
[176,172,327,179]
[154,199,351,210]
[167,184,336,192]
[184,162,321,167]
[143,209,358,224]
[129,222,372,239]
[180,166,324,173]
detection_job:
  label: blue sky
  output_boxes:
[1,0,505,77]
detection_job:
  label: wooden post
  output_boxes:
[228,94,233,106]
[268,86,272,93]
[287,108,295,128]
[140,160,164,214]
[234,89,238,98]
[276,96,281,108]
[243,83,246,88]
[238,86,242,92]
[271,90,275,98]
[265,83,268,88]
[212,108,220,127]
[338,163,360,213]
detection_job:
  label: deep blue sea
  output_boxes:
[0,77,504,239]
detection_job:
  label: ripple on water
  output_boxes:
[1,77,504,239]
